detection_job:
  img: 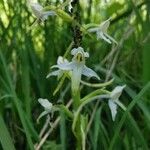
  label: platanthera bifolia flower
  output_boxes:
[29,2,56,21]
[51,47,100,93]
[88,18,117,44]
[37,98,54,122]
[108,85,126,121]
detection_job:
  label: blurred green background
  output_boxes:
[0,0,150,149]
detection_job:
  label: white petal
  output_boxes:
[68,4,72,13]
[57,56,68,65]
[108,100,117,121]
[111,85,126,101]
[30,2,43,12]
[97,31,112,44]
[38,98,52,111]
[82,65,100,80]
[57,56,63,64]
[37,111,49,122]
[99,18,111,33]
[71,47,89,59]
[71,48,78,56]
[71,47,83,56]
[84,52,89,58]
[30,2,43,18]
[46,70,61,78]
[104,33,118,44]
[68,0,73,12]
[57,62,75,71]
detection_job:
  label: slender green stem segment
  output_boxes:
[0,113,16,150]
[71,0,82,149]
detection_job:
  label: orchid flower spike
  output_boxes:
[29,2,56,21]
[47,56,70,79]
[108,85,126,121]
[37,98,54,122]
[88,18,117,44]
[52,47,100,93]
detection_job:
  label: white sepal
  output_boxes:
[110,85,126,101]
[82,65,100,80]
[108,85,126,121]
[108,100,117,121]
[38,98,52,112]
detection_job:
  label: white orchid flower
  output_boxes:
[88,18,117,44]
[29,2,56,21]
[52,47,100,93]
[108,85,126,121]
[37,98,53,122]
[46,56,70,79]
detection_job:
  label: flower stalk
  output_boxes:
[71,0,83,149]
[31,1,127,149]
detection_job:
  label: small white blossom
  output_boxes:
[29,2,56,21]
[46,56,69,79]
[38,98,52,112]
[37,98,53,121]
[52,47,100,92]
[108,85,126,121]
[88,18,117,44]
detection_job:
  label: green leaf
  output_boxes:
[107,2,124,16]
[0,113,16,150]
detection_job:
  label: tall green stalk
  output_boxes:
[71,0,82,149]
[72,89,82,150]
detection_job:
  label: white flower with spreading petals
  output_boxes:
[88,18,117,44]
[29,2,56,21]
[46,56,70,79]
[108,85,126,121]
[37,98,53,121]
[52,47,100,93]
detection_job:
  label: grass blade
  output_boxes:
[0,113,16,150]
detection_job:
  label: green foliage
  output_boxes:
[0,0,150,149]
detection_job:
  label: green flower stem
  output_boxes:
[53,75,66,95]
[81,78,114,88]
[72,87,110,150]
[81,89,110,103]
[72,89,81,109]
[63,41,74,58]
[56,104,73,119]
[72,95,109,135]
[72,88,82,150]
